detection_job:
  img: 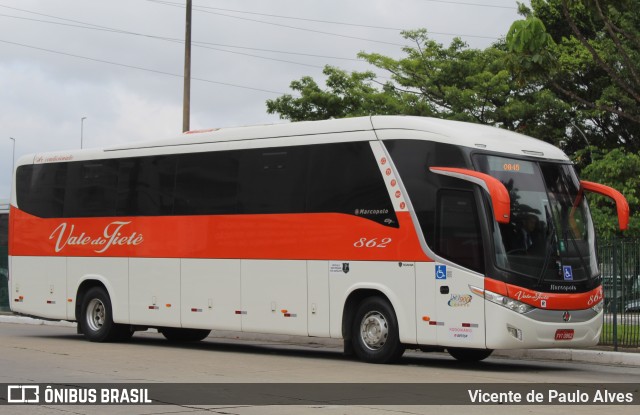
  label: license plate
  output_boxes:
[554,329,574,340]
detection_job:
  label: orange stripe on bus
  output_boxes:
[9,207,431,262]
[485,277,603,311]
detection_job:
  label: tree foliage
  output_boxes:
[579,149,640,238]
[266,4,639,238]
[267,30,570,146]
[506,0,640,154]
[265,66,428,121]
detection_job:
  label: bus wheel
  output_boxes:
[447,347,493,362]
[160,328,211,342]
[352,297,404,364]
[80,286,127,342]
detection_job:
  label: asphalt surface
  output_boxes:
[0,317,639,414]
[1,313,639,366]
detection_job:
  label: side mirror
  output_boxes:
[581,181,630,231]
[430,167,511,224]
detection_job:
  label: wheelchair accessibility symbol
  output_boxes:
[563,265,573,281]
[436,265,447,280]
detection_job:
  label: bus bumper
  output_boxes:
[485,301,602,349]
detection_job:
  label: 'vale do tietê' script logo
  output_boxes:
[49,221,144,253]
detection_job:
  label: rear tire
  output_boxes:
[79,286,129,342]
[160,328,211,342]
[351,297,404,364]
[448,347,493,362]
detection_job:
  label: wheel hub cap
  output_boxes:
[360,311,389,350]
[86,298,105,332]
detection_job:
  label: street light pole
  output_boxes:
[9,137,15,175]
[183,0,192,132]
[81,117,87,149]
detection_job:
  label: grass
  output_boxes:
[601,322,640,346]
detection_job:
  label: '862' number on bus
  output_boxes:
[353,237,392,248]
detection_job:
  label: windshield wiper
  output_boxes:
[564,224,591,281]
[536,205,557,287]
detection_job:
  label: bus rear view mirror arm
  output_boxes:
[580,181,630,231]
[430,167,511,224]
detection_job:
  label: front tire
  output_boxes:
[351,297,404,364]
[79,286,129,342]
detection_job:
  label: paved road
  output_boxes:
[0,322,638,414]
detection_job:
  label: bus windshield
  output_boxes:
[474,155,599,284]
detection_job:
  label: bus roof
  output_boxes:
[371,116,568,161]
[19,116,569,166]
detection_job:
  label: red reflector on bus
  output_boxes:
[462,323,471,327]
[148,305,159,310]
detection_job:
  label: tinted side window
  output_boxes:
[16,164,67,218]
[16,141,399,224]
[174,152,239,215]
[435,190,484,273]
[238,147,307,214]
[384,140,470,245]
[64,161,118,217]
[307,142,397,227]
[117,156,176,216]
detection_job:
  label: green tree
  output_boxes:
[579,149,640,238]
[265,65,430,121]
[267,30,570,146]
[506,0,640,154]
[267,7,636,237]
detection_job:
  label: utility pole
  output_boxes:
[9,137,15,176]
[182,0,192,133]
[81,116,87,149]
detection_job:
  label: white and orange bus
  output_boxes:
[8,116,629,363]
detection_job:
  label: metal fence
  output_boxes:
[598,238,640,349]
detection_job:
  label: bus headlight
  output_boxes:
[469,285,534,314]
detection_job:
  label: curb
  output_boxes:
[1,314,639,366]
[493,348,640,366]
[0,314,77,328]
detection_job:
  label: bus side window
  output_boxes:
[174,152,239,215]
[238,148,308,214]
[64,161,118,218]
[306,142,397,227]
[117,156,176,216]
[435,189,484,273]
[16,163,67,218]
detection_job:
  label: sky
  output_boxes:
[0,0,524,200]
